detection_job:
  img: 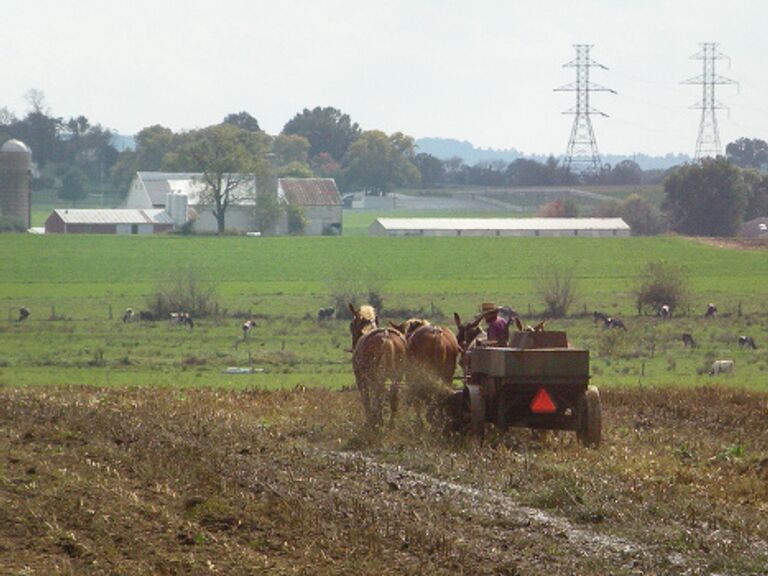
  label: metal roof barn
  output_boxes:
[368,218,631,237]
[45,209,174,234]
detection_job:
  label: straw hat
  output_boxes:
[481,301,498,315]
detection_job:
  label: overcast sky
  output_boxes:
[4,0,768,156]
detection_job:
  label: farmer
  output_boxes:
[481,301,509,347]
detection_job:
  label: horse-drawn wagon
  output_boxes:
[446,330,602,447]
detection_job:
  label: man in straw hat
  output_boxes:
[481,301,509,346]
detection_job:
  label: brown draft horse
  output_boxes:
[404,324,460,418]
[348,304,407,428]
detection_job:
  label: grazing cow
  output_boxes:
[603,316,627,330]
[738,335,757,349]
[705,303,718,318]
[389,318,431,339]
[593,311,609,324]
[18,307,30,322]
[139,310,155,321]
[709,360,734,376]
[317,307,335,321]
[681,333,696,348]
[122,307,135,323]
[170,312,194,330]
[242,319,256,339]
[348,303,407,428]
[660,304,671,320]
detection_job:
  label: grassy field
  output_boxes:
[0,234,766,390]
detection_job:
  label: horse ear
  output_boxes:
[348,302,357,316]
[470,316,482,328]
[389,320,399,330]
[453,313,461,328]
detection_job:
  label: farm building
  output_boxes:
[368,217,631,237]
[125,172,342,235]
[740,217,768,238]
[125,172,256,233]
[276,178,343,235]
[45,209,174,235]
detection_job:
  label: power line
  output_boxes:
[682,42,738,159]
[554,44,616,173]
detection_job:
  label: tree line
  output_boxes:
[1,90,766,236]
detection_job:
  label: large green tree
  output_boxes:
[662,157,747,236]
[342,130,420,195]
[111,125,177,194]
[282,106,360,163]
[725,137,768,169]
[58,167,90,205]
[222,111,261,133]
[173,124,271,234]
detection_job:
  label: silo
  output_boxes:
[0,139,32,229]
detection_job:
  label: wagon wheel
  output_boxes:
[465,384,486,440]
[576,386,602,448]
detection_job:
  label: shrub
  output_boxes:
[534,264,578,318]
[0,215,26,232]
[635,261,689,315]
[146,268,218,318]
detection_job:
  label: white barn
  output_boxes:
[368,217,631,237]
[125,171,257,233]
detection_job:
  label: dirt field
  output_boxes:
[1,385,767,575]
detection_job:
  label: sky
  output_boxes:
[4,0,768,157]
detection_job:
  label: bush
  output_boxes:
[635,261,689,315]
[146,268,218,318]
[0,215,26,232]
[534,265,578,318]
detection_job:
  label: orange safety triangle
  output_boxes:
[530,388,557,414]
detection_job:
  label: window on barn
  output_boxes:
[131,225,138,234]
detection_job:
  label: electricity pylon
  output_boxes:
[682,42,737,160]
[555,44,616,173]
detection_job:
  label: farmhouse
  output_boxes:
[45,209,174,234]
[276,178,343,235]
[368,217,631,237]
[125,171,257,233]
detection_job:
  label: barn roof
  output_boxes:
[135,172,256,206]
[278,178,341,206]
[52,209,173,225]
[372,217,630,231]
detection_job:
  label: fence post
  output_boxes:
[738,301,742,317]
[50,305,55,320]
[109,304,113,320]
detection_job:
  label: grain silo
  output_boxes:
[0,139,32,229]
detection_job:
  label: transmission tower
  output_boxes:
[555,44,616,173]
[682,42,737,160]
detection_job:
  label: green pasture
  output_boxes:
[0,234,766,391]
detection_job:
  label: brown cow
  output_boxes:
[405,324,460,422]
[349,304,407,428]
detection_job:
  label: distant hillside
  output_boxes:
[415,137,689,171]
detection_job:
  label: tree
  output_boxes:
[662,157,746,236]
[725,137,768,169]
[342,130,420,195]
[741,169,768,221]
[174,124,271,234]
[635,261,689,315]
[222,111,261,133]
[286,205,307,235]
[619,194,666,236]
[254,185,282,235]
[111,124,177,194]
[608,159,642,185]
[282,106,360,163]
[58,167,90,205]
[273,134,311,166]
[413,153,446,187]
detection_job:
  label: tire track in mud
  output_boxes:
[313,448,732,576]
